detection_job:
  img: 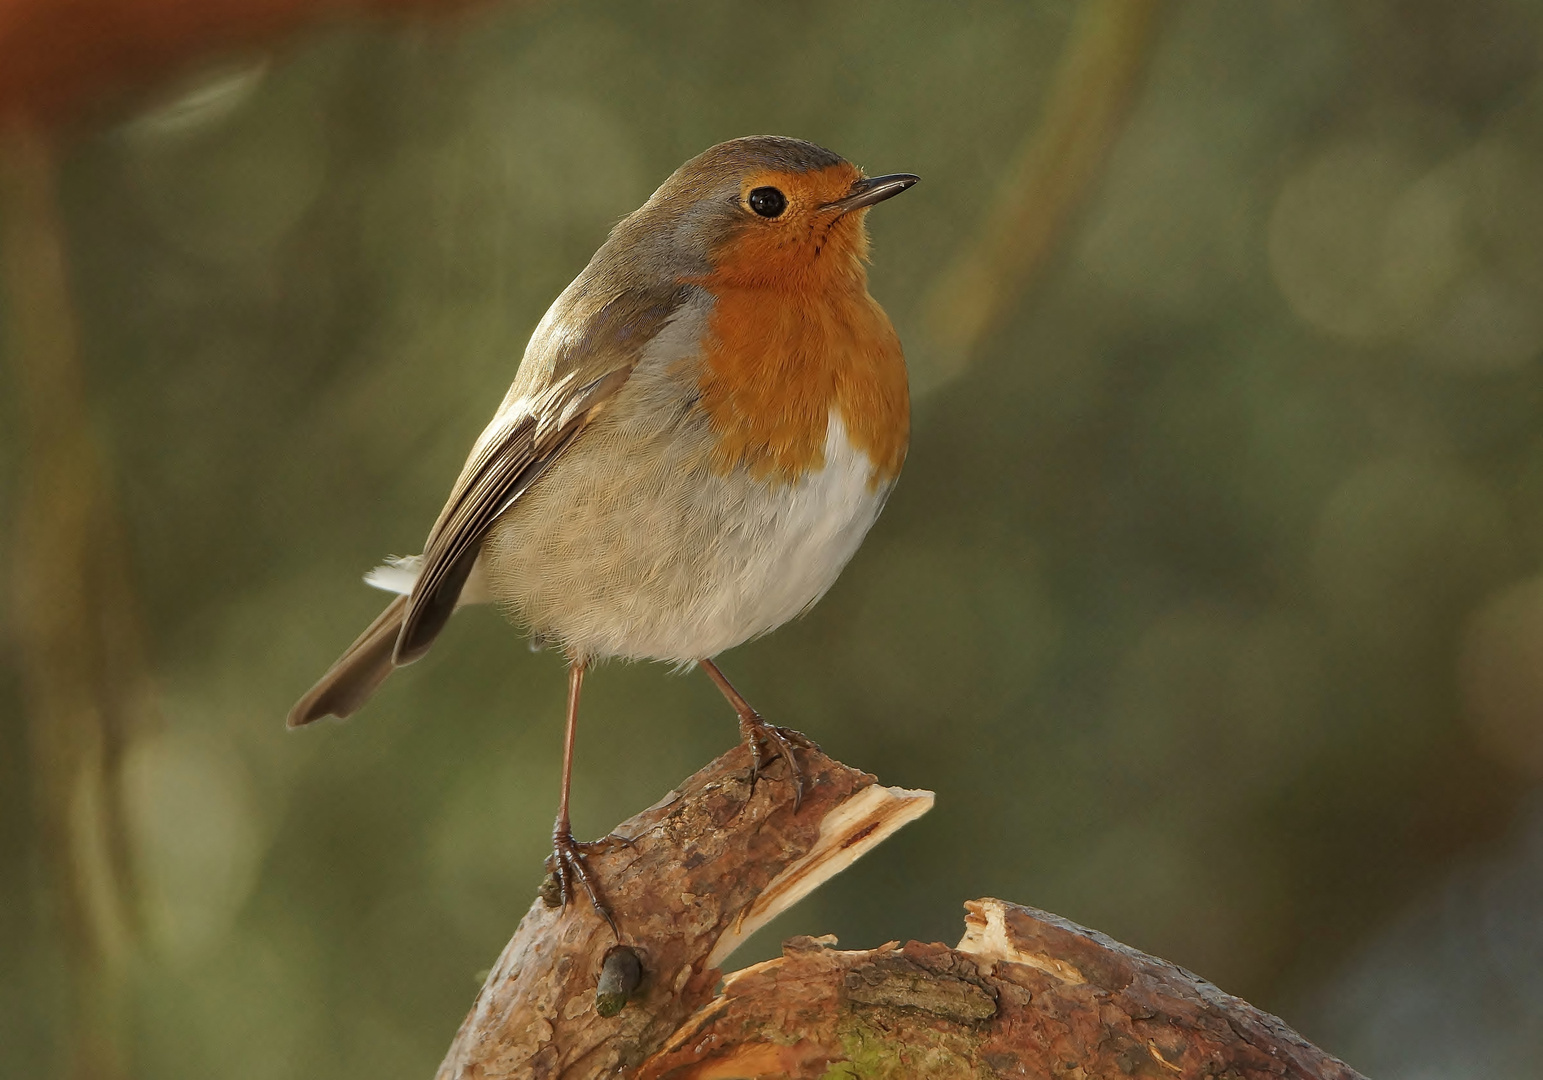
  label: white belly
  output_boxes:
[480,407,890,664]
[663,411,887,658]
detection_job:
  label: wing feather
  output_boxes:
[393,288,688,664]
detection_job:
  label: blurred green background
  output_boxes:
[6,0,1543,1076]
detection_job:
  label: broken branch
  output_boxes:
[433,743,933,1079]
[433,742,1362,1080]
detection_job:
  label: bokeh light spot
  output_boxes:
[1460,576,1543,777]
[124,731,266,961]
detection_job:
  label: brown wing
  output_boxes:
[394,284,691,664]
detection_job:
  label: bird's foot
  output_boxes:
[737,711,818,811]
[542,824,620,939]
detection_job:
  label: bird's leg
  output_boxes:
[699,657,815,810]
[546,658,619,938]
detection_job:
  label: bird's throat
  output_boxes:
[696,280,909,488]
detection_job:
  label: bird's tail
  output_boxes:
[287,593,409,727]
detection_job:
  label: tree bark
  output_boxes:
[639,900,1362,1080]
[434,743,933,1079]
[436,743,1362,1080]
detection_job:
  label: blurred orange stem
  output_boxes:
[924,0,1163,377]
[1,121,152,1080]
[0,0,491,124]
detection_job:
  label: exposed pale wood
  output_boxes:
[433,742,933,1080]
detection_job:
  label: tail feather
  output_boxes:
[288,594,409,727]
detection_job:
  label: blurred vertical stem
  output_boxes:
[1,122,152,1080]
[924,0,1163,379]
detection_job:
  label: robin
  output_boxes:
[288,136,917,929]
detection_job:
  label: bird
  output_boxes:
[288,135,917,930]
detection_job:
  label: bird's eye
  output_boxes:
[747,186,787,218]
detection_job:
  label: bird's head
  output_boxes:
[606,136,918,291]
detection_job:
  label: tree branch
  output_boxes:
[640,900,1363,1079]
[434,743,934,1079]
[435,744,1361,1080]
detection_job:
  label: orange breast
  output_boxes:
[695,280,909,488]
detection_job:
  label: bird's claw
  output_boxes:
[738,712,817,811]
[544,827,620,940]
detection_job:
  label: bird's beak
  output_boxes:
[822,173,920,215]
